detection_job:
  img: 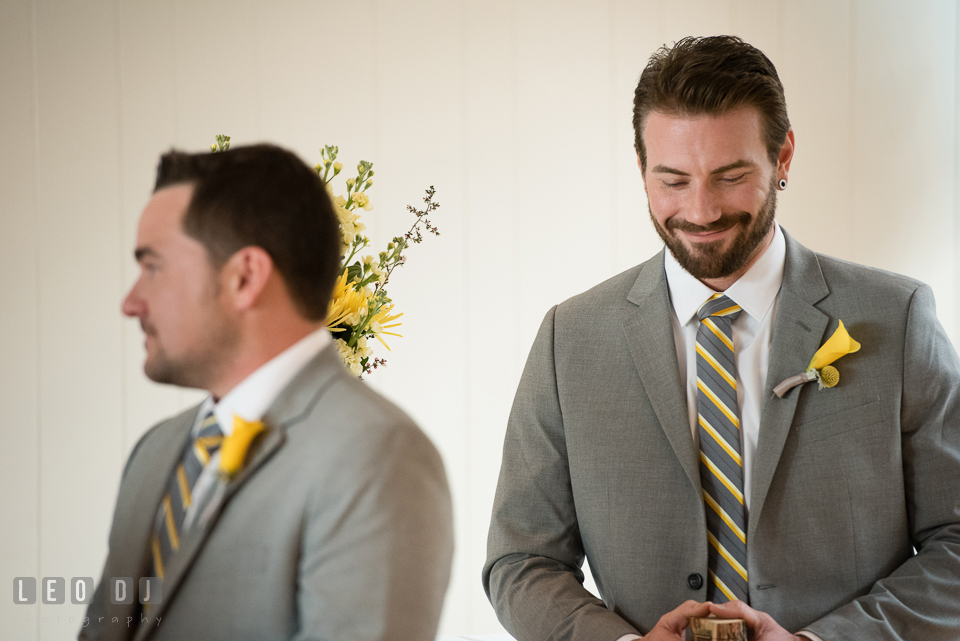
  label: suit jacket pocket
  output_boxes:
[795,399,882,444]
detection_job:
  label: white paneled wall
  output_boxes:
[1,1,957,638]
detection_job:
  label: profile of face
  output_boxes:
[641,105,793,284]
[122,184,239,389]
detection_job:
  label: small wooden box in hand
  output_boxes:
[687,616,748,641]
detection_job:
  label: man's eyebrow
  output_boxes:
[710,160,756,174]
[650,160,758,176]
[134,247,159,261]
[651,165,689,176]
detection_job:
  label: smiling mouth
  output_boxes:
[682,224,737,242]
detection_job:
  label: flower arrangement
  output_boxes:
[212,135,441,377]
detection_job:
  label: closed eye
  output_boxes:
[720,173,747,183]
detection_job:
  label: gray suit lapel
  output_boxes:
[135,344,344,639]
[623,253,700,491]
[749,231,829,535]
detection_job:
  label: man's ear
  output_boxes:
[637,154,647,192]
[221,246,274,311]
[777,129,795,181]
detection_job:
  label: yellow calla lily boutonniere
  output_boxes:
[774,320,861,398]
[218,416,267,481]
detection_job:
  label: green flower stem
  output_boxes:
[347,296,384,348]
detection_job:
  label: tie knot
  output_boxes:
[697,294,742,322]
[196,411,225,454]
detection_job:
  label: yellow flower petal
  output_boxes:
[219,416,266,479]
[808,320,861,371]
[326,272,368,330]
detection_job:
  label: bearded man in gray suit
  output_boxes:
[484,36,960,641]
[81,144,453,641]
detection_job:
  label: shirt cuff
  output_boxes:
[616,636,643,641]
[797,631,824,641]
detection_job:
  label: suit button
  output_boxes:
[687,573,703,590]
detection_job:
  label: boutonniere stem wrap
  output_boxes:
[218,416,266,481]
[774,320,861,398]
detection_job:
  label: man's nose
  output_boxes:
[121,285,145,318]
[685,184,722,226]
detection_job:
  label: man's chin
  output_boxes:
[678,235,728,256]
[668,237,731,276]
[143,356,181,387]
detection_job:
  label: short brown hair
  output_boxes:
[154,144,340,321]
[632,35,790,171]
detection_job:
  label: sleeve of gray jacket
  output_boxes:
[483,306,640,641]
[804,284,960,640]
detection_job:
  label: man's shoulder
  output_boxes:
[284,359,442,471]
[553,255,659,319]
[812,250,927,302]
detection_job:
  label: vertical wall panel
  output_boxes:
[174,0,260,148]
[462,0,521,632]
[514,0,616,353]
[776,1,854,258]
[731,0,781,60]
[366,0,469,633]
[255,0,377,165]
[954,0,960,344]
[0,2,40,638]
[611,0,664,274]
[852,0,957,338]
[33,0,125,638]
[659,0,733,43]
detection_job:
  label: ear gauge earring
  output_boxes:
[778,178,787,190]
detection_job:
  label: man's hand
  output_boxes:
[709,601,806,641]
[643,600,713,640]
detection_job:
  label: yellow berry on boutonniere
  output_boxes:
[774,320,861,397]
[219,416,266,481]
[818,365,840,388]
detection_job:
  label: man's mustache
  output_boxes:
[665,211,750,234]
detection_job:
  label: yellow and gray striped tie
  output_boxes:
[696,293,748,603]
[149,411,224,580]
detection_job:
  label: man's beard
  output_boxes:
[143,330,238,390]
[649,177,777,280]
[141,282,241,390]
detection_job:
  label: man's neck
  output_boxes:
[208,320,325,400]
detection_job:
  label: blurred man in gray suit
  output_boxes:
[81,144,453,641]
[484,36,960,641]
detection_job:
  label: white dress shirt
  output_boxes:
[616,225,821,641]
[180,327,331,532]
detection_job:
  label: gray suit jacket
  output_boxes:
[483,231,960,640]
[81,344,453,641]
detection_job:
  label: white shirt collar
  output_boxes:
[664,222,786,326]
[200,328,332,435]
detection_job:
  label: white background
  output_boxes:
[1,0,958,638]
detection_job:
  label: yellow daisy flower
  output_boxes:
[326,272,368,332]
